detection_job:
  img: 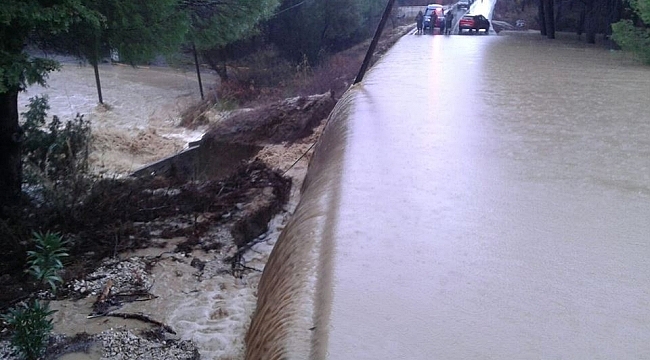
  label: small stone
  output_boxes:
[190,258,206,271]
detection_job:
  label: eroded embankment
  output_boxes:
[244,85,360,360]
[250,29,650,360]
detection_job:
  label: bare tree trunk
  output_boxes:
[585,0,597,44]
[544,0,556,38]
[555,0,563,31]
[606,0,623,48]
[0,89,22,208]
[539,0,547,36]
[577,4,586,36]
[202,48,228,83]
[605,0,622,37]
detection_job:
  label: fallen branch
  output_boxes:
[88,312,176,334]
[226,236,267,264]
[91,282,157,315]
[233,262,262,273]
[226,237,266,276]
[112,291,158,302]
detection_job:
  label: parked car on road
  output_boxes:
[423,4,444,34]
[458,14,490,34]
[456,0,470,10]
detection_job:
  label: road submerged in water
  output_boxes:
[325,32,650,359]
[245,21,650,360]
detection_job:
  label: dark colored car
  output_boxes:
[458,14,490,34]
[423,4,444,34]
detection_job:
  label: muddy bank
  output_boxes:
[133,92,336,182]
[2,23,412,359]
[1,92,331,359]
[205,92,336,145]
[18,63,212,176]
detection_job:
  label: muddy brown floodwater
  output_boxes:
[18,61,217,175]
[7,59,329,359]
[303,31,650,359]
[6,26,650,360]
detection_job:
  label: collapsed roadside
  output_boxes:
[0,24,413,359]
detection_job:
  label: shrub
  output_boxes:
[1,300,56,360]
[21,95,92,184]
[217,80,261,105]
[612,19,650,64]
[26,231,70,292]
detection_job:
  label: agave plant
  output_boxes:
[26,232,70,292]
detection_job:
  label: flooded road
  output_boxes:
[18,62,215,175]
[323,32,650,358]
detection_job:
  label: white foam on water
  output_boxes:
[19,63,216,176]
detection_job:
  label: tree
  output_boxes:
[544,0,557,38]
[612,0,650,62]
[0,1,99,207]
[49,0,188,104]
[538,0,556,38]
[267,0,385,65]
[181,0,281,84]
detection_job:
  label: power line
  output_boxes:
[271,1,306,18]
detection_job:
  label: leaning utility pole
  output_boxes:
[354,0,397,84]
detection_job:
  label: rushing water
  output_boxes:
[17,15,650,360]
[18,61,214,175]
[332,33,650,358]
[248,29,650,360]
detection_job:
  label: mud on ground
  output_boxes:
[0,92,334,359]
[0,25,410,359]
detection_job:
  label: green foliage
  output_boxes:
[0,54,60,94]
[104,0,188,64]
[26,231,70,292]
[612,20,650,63]
[185,0,281,51]
[634,0,650,23]
[21,96,92,183]
[43,0,188,103]
[612,0,650,64]
[0,0,100,93]
[48,1,188,66]
[267,0,385,64]
[1,300,56,360]
[1,1,98,203]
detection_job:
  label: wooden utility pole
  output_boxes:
[354,0,397,84]
[192,43,205,100]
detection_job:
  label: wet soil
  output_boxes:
[0,92,323,359]
[0,81,349,307]
[0,24,412,359]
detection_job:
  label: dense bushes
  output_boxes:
[21,96,92,205]
[266,0,385,65]
[612,0,650,64]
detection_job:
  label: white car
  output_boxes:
[457,0,470,10]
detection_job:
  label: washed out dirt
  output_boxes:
[2,24,412,359]
[18,62,212,176]
[1,91,328,360]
